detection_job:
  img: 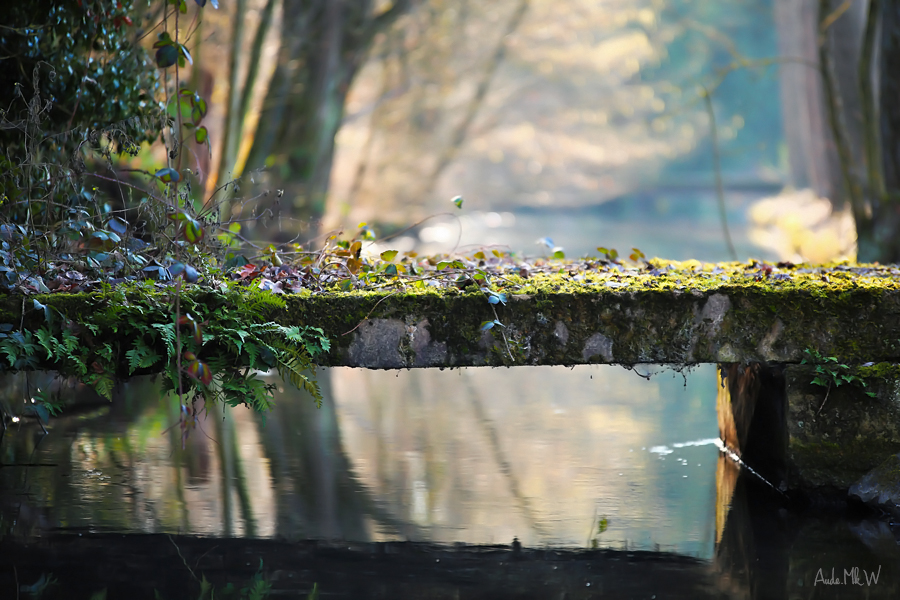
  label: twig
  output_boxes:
[700,85,737,261]
[819,0,853,39]
[342,290,402,336]
[815,381,832,418]
[626,365,652,380]
[168,534,201,584]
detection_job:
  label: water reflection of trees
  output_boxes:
[333,365,719,552]
[0,365,719,555]
[0,372,421,541]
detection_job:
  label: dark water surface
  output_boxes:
[2,366,900,598]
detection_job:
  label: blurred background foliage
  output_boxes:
[323,0,785,229]
[177,0,857,263]
[1,0,892,268]
[0,0,160,153]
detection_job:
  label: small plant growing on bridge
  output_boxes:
[801,348,876,416]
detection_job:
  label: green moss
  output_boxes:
[856,362,900,380]
[4,259,900,368]
[790,438,900,489]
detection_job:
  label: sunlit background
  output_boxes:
[141,0,856,264]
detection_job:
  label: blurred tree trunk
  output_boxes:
[245,0,411,238]
[856,1,900,262]
[790,0,900,263]
[775,0,840,201]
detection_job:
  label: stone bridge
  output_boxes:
[297,276,900,508]
[6,263,900,505]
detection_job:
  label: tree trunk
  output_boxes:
[774,0,840,200]
[245,0,410,240]
[858,1,900,262]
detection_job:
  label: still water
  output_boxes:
[4,368,900,597]
[0,365,719,556]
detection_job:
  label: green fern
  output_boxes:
[152,323,176,357]
[281,325,331,357]
[276,352,322,407]
[126,339,161,374]
[245,288,287,315]
[0,330,39,369]
[1,281,334,422]
[87,372,115,400]
[244,341,261,368]
[35,326,56,360]
[60,328,81,356]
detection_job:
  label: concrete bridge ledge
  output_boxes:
[290,284,900,368]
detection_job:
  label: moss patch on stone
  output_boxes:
[4,260,900,369]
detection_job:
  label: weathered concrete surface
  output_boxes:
[282,286,900,368]
[7,284,900,369]
[785,366,900,491]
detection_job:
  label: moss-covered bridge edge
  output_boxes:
[3,267,900,370]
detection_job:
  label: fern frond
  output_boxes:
[87,373,115,401]
[245,288,287,315]
[276,353,322,407]
[125,340,161,374]
[152,323,176,357]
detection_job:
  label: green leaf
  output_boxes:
[597,516,608,534]
[194,126,208,144]
[380,250,398,262]
[194,97,208,121]
[155,167,180,183]
[154,31,174,47]
[155,45,179,68]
